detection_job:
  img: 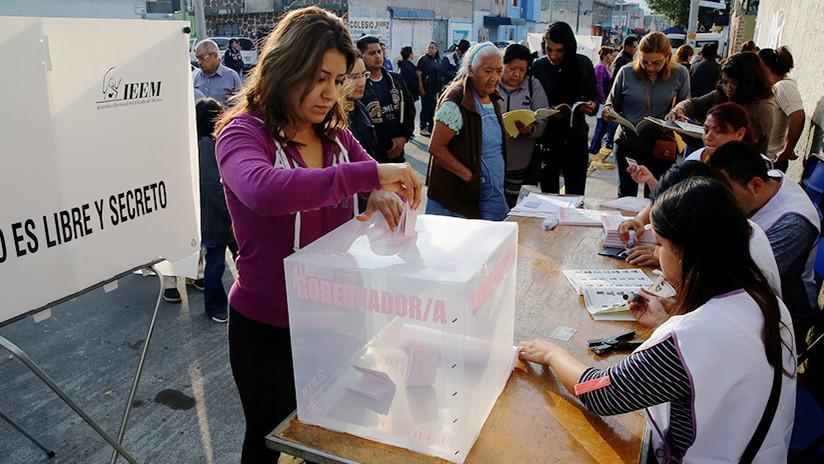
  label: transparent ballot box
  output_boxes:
[284,215,518,463]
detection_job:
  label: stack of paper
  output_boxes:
[601,215,656,248]
[508,193,584,218]
[558,207,621,226]
[562,269,654,295]
[562,269,655,321]
[600,196,651,213]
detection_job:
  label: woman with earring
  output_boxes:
[214,7,421,462]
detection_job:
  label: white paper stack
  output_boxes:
[558,207,621,226]
[508,193,584,218]
[562,269,654,295]
[599,196,651,213]
[601,215,656,248]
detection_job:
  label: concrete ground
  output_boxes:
[0,114,623,464]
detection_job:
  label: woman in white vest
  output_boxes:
[519,177,796,463]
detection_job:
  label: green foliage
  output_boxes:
[647,0,690,28]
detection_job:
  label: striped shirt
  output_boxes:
[577,335,695,459]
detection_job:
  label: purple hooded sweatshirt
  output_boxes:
[216,113,381,327]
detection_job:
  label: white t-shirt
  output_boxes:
[767,77,804,160]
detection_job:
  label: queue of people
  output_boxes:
[183,6,817,462]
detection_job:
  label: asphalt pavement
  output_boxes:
[0,110,621,464]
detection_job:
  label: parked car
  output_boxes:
[190,37,258,71]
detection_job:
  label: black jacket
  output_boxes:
[532,54,598,139]
[398,60,420,101]
[689,58,721,98]
[347,99,378,160]
[359,68,415,163]
[199,137,234,246]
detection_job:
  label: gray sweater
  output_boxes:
[605,64,690,151]
[498,76,549,171]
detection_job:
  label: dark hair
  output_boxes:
[676,44,693,63]
[503,43,533,67]
[598,45,615,60]
[543,22,579,84]
[706,102,759,146]
[427,41,440,61]
[741,40,759,53]
[700,42,718,59]
[720,52,773,104]
[651,160,730,202]
[356,35,381,54]
[705,140,772,186]
[758,46,794,76]
[196,97,223,139]
[457,39,471,53]
[399,45,413,62]
[216,7,357,146]
[651,177,793,376]
[228,38,239,47]
[623,35,638,48]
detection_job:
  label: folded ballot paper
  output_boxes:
[398,201,418,236]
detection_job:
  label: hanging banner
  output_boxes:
[0,17,200,325]
[346,17,392,46]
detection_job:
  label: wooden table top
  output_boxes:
[268,216,651,464]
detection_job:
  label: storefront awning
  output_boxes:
[387,7,435,20]
[483,16,526,27]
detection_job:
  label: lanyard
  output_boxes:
[257,118,358,251]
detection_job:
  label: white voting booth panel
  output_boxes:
[0,17,199,325]
[285,215,517,463]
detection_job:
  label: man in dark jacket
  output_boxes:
[690,43,720,97]
[357,36,415,163]
[611,35,638,75]
[440,39,470,86]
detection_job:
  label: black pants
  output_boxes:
[420,91,437,131]
[539,135,589,195]
[613,143,675,198]
[229,307,303,464]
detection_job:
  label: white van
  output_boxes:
[190,37,258,71]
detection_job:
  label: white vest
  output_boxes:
[748,220,781,298]
[750,173,820,307]
[639,291,796,463]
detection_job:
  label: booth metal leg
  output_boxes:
[0,406,55,458]
[109,265,164,464]
[0,336,140,464]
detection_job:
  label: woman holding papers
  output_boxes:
[602,31,690,198]
[520,177,796,463]
[532,22,598,195]
[213,7,421,463]
[498,43,548,207]
[667,52,775,158]
[426,42,509,220]
[629,102,758,190]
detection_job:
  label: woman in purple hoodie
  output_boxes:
[214,7,421,463]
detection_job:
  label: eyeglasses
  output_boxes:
[346,71,371,81]
[196,53,214,62]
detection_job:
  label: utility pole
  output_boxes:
[687,0,700,44]
[576,0,582,34]
[194,0,207,40]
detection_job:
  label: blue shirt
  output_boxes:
[193,64,241,107]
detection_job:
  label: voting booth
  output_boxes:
[284,215,518,463]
